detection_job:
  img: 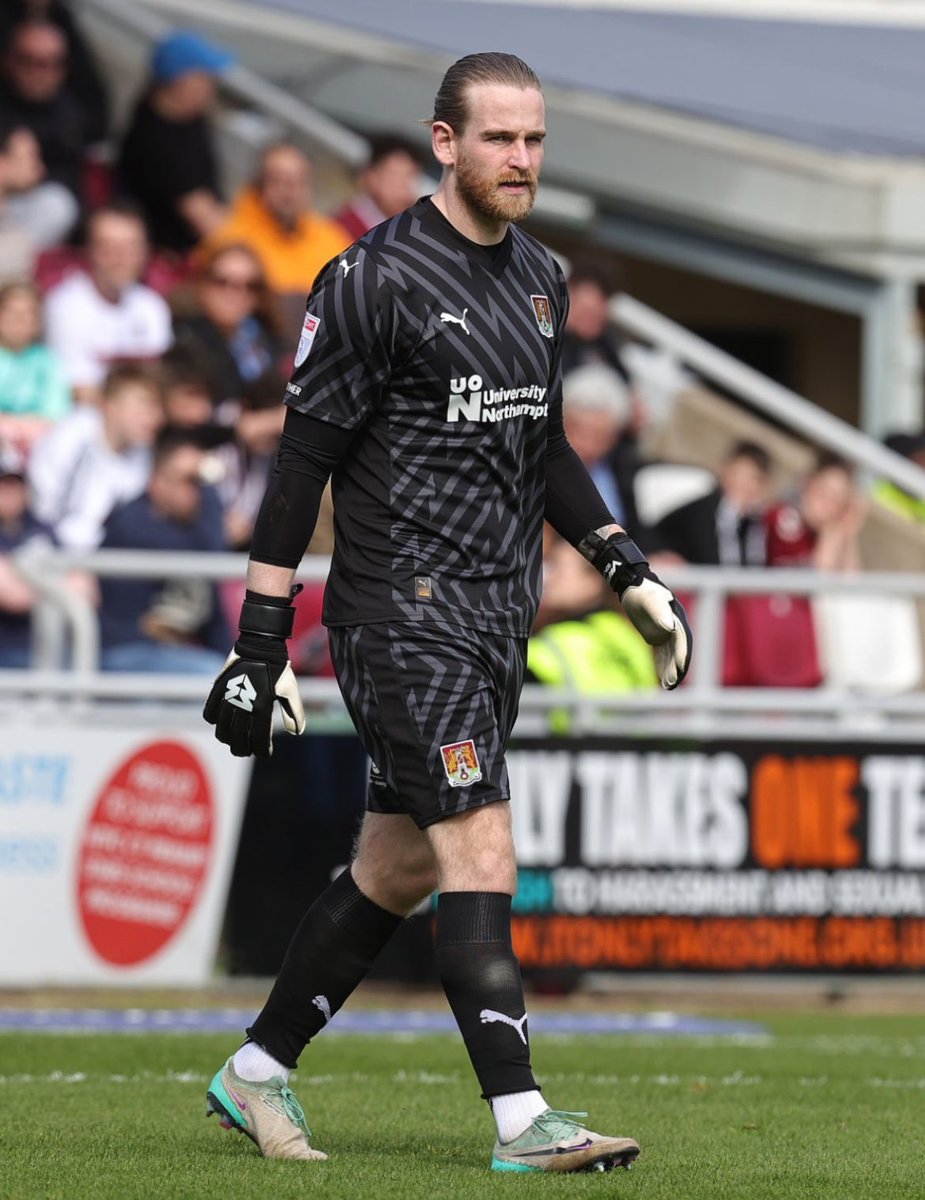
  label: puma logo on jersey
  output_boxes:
[439,307,470,335]
[339,259,359,277]
[224,673,257,712]
[312,994,332,1024]
[479,1008,528,1045]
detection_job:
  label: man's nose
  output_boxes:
[507,139,531,169]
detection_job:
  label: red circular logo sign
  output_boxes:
[76,741,214,966]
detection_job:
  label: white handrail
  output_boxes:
[613,293,925,500]
[9,549,925,738]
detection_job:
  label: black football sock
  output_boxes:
[247,868,403,1067]
[435,891,538,1099]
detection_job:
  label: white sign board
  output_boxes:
[0,723,251,985]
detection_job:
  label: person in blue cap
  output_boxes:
[117,30,234,254]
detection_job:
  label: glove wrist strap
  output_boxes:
[239,586,301,641]
[582,531,649,597]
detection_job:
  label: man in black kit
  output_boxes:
[203,52,691,1174]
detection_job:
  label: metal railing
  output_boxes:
[613,294,925,500]
[7,548,925,741]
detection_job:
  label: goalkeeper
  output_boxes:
[203,49,691,1174]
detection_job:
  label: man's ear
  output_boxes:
[431,120,456,168]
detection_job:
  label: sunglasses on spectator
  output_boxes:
[207,273,262,293]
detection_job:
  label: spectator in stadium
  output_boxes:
[28,361,163,550]
[655,439,773,565]
[0,279,70,451]
[98,426,229,674]
[0,16,92,228]
[529,537,657,722]
[766,452,866,571]
[43,201,172,402]
[561,257,633,381]
[201,142,350,309]
[213,368,286,550]
[0,0,109,144]
[117,30,232,255]
[0,119,52,275]
[160,343,239,454]
[0,438,54,667]
[334,132,426,240]
[561,362,646,539]
[172,242,286,409]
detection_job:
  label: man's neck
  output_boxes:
[431,184,507,246]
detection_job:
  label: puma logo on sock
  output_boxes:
[312,995,332,1024]
[479,1008,528,1045]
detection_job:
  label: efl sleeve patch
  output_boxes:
[294,312,321,367]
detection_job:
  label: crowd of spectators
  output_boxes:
[0,12,424,672]
[0,8,915,693]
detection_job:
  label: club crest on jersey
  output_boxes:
[530,294,554,338]
[440,739,482,788]
[294,312,321,368]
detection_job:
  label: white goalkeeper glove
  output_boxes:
[585,531,693,690]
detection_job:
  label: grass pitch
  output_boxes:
[0,1014,920,1200]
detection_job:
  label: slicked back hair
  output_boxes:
[431,52,542,133]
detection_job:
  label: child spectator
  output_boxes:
[0,115,73,269]
[656,440,773,565]
[766,453,865,571]
[44,202,172,402]
[0,279,70,451]
[98,427,229,674]
[160,344,227,447]
[28,361,163,549]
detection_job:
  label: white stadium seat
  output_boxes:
[813,593,923,694]
[633,463,716,528]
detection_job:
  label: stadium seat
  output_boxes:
[633,462,715,528]
[813,593,922,693]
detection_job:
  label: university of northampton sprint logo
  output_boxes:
[530,294,554,338]
[440,739,482,788]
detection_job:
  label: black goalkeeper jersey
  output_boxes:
[284,197,567,637]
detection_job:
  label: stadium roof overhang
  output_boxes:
[133,0,925,282]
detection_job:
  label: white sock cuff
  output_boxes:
[490,1089,549,1144]
[232,1040,291,1083]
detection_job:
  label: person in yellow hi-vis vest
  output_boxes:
[528,539,658,730]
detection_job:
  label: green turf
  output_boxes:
[0,1015,921,1200]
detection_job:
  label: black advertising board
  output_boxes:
[506,738,925,972]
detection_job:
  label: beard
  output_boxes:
[455,151,538,226]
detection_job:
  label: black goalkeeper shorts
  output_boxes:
[328,621,527,829]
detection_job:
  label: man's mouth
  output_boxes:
[499,178,532,192]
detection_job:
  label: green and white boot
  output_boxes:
[205,1057,327,1161]
[491,1109,639,1173]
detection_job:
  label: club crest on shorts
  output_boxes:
[530,294,554,338]
[440,739,482,788]
[294,312,321,367]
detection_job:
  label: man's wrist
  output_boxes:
[580,530,650,596]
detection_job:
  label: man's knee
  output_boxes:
[427,802,518,895]
[351,814,438,914]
